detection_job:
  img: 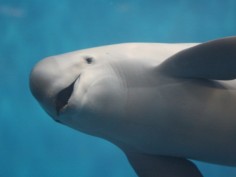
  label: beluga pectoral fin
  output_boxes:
[124,151,203,177]
[158,36,236,80]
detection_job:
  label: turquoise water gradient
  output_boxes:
[1,0,236,176]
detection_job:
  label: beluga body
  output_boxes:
[30,36,236,177]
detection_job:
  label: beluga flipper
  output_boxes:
[124,150,203,177]
[159,36,236,80]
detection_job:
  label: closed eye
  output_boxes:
[84,56,93,64]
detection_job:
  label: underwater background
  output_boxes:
[1,0,236,176]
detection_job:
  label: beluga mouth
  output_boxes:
[55,76,80,115]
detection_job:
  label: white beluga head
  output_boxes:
[30,37,236,177]
[30,45,132,134]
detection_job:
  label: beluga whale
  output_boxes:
[30,36,236,177]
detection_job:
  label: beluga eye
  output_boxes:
[84,56,93,64]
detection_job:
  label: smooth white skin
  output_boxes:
[30,42,236,168]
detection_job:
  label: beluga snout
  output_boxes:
[29,55,83,119]
[29,57,61,118]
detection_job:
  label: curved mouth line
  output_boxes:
[55,75,80,115]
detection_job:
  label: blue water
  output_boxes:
[1,0,236,176]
